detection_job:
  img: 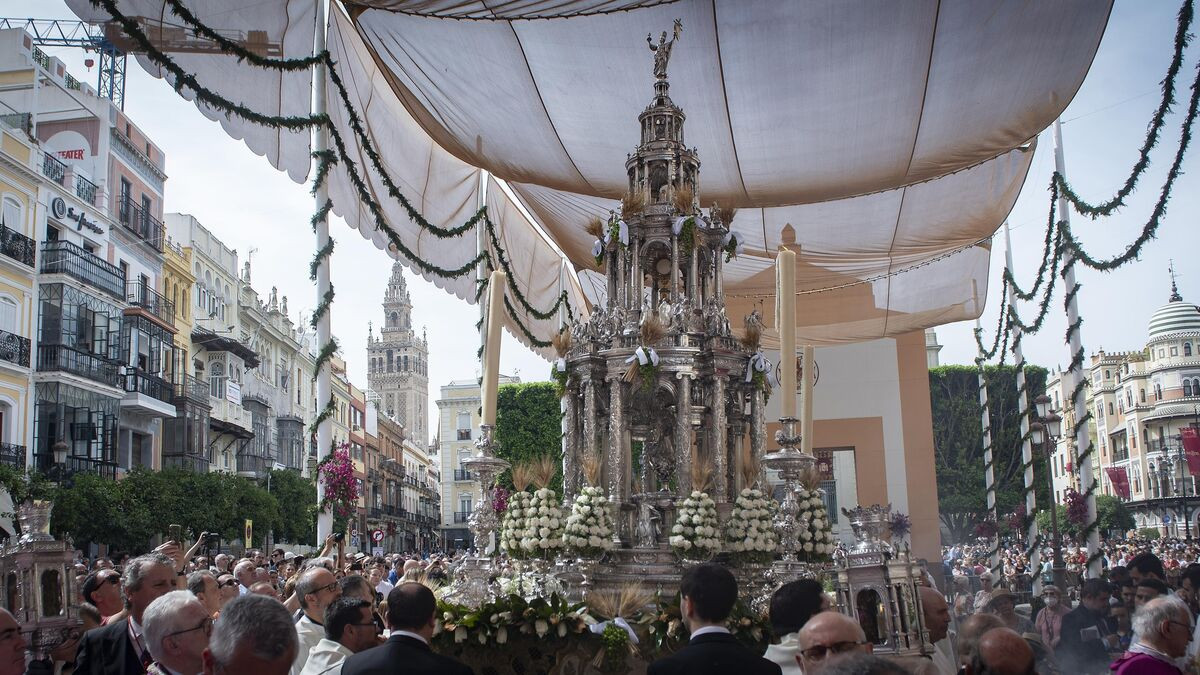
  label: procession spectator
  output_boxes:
[250,581,279,598]
[1136,578,1171,608]
[962,628,1034,675]
[142,590,211,675]
[299,597,379,675]
[233,560,256,595]
[292,566,343,675]
[80,569,124,623]
[1111,595,1192,675]
[985,590,1034,635]
[340,583,473,675]
[203,595,297,675]
[972,573,994,613]
[1033,584,1069,650]
[1128,552,1167,584]
[75,553,177,675]
[212,554,232,575]
[955,614,1004,666]
[797,612,871,675]
[0,609,26,675]
[1057,578,1116,673]
[187,570,223,619]
[918,587,956,675]
[764,579,830,674]
[216,573,240,606]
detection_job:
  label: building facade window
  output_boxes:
[1186,342,1193,357]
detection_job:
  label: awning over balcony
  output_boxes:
[1143,403,1200,423]
[191,327,260,368]
[210,417,254,440]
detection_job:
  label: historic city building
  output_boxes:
[367,263,429,449]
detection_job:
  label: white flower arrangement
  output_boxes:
[563,486,615,558]
[796,485,835,561]
[724,488,778,563]
[495,569,564,598]
[669,491,720,559]
[521,486,564,558]
[500,490,533,559]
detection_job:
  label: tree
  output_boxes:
[1096,494,1134,535]
[495,382,563,494]
[930,364,1050,544]
[265,469,317,545]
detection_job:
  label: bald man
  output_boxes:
[798,612,871,675]
[956,613,1005,666]
[919,587,956,675]
[965,628,1034,675]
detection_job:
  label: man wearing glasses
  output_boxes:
[1111,596,1193,675]
[797,611,872,674]
[81,570,125,625]
[300,597,380,675]
[142,591,212,675]
[292,566,343,675]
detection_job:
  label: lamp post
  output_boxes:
[1031,394,1066,591]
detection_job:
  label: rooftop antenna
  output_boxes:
[1169,258,1182,301]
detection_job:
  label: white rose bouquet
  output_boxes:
[725,488,777,564]
[670,490,720,559]
[796,485,835,562]
[500,464,534,559]
[563,486,614,558]
[520,456,564,559]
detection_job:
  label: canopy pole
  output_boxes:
[1005,221,1040,592]
[976,320,999,574]
[1055,118,1100,576]
[313,0,332,545]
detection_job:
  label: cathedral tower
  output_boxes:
[367,263,429,448]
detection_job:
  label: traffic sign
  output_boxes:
[1163,514,1173,525]
[372,529,384,543]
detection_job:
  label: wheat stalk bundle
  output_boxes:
[621,192,645,222]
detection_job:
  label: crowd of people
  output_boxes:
[0,533,1198,673]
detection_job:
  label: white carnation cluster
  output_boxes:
[563,486,614,556]
[669,491,720,556]
[500,490,533,559]
[796,486,835,560]
[521,487,564,557]
[725,488,778,562]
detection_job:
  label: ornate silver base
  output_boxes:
[592,547,683,596]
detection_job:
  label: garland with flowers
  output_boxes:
[669,491,720,559]
[564,486,615,558]
[315,443,359,518]
[795,485,835,562]
[724,488,778,564]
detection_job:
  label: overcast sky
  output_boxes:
[9,1,1200,436]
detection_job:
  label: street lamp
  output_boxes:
[1031,393,1066,591]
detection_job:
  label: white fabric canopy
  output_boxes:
[70,0,1114,349]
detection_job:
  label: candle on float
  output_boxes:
[481,270,506,426]
[776,247,797,418]
[801,344,814,455]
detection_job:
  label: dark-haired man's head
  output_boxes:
[1136,578,1170,609]
[385,583,437,640]
[1079,578,1112,613]
[81,569,123,617]
[1179,564,1200,612]
[770,579,830,638]
[679,563,737,631]
[324,597,376,653]
[1119,581,1136,612]
[1128,552,1166,584]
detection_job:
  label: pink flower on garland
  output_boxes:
[318,444,360,517]
[1064,488,1088,526]
[492,486,509,514]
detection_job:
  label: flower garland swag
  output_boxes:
[523,456,564,559]
[499,463,535,560]
[315,443,359,518]
[435,592,589,664]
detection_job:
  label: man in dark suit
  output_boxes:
[1057,578,1118,674]
[647,563,782,675]
[340,583,472,675]
[75,553,178,675]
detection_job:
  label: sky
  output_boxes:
[8,1,1200,436]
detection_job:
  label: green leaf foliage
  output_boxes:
[930,365,1049,544]
[495,382,564,494]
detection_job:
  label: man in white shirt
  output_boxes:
[291,566,343,675]
[300,597,379,675]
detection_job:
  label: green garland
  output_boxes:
[678,217,697,256]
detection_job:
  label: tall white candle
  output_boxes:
[801,345,814,455]
[481,270,506,425]
[777,248,797,418]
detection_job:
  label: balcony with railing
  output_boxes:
[0,329,30,368]
[174,374,209,403]
[74,174,97,206]
[0,221,36,268]
[118,198,164,252]
[37,344,120,388]
[236,453,272,476]
[162,453,210,473]
[40,240,126,300]
[34,453,118,480]
[126,280,175,328]
[457,428,471,440]
[123,370,174,404]
[453,511,471,524]
[41,152,65,185]
[453,468,474,481]
[0,443,25,469]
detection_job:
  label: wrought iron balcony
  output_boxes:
[453,511,471,524]
[173,374,209,403]
[162,453,210,473]
[40,240,126,300]
[0,222,36,267]
[126,280,175,328]
[236,453,272,476]
[123,370,174,403]
[41,152,65,185]
[453,469,474,481]
[457,428,471,440]
[34,452,118,480]
[117,198,164,252]
[370,507,382,519]
[0,113,31,135]
[74,175,97,205]
[0,329,30,368]
[37,344,121,387]
[0,443,26,469]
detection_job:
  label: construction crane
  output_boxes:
[0,18,126,109]
[0,15,282,111]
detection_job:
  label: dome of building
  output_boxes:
[1148,281,1200,339]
